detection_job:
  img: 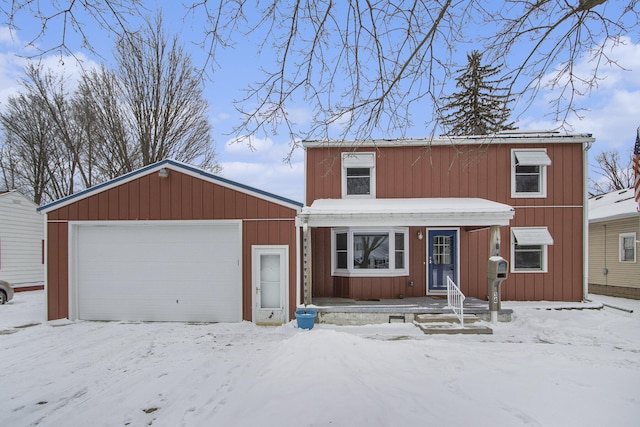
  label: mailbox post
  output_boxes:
[487,256,509,324]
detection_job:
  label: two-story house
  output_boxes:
[298,131,594,303]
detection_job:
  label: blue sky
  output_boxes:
[0,2,638,203]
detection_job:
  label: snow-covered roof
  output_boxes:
[588,188,639,223]
[298,198,514,227]
[302,131,595,148]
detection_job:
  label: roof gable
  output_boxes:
[0,190,39,209]
[38,159,302,214]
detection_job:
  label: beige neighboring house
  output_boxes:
[588,188,640,299]
[0,190,44,290]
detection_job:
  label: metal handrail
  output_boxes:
[446,276,465,327]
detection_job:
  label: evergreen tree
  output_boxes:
[440,50,516,136]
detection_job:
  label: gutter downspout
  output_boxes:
[583,138,595,301]
[295,217,302,309]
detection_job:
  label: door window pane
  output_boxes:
[260,254,281,308]
[433,236,452,265]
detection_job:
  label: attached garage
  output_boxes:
[39,160,302,323]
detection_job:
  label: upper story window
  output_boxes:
[511,227,554,273]
[342,152,376,198]
[332,228,408,277]
[620,233,637,263]
[511,149,551,198]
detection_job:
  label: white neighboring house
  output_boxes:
[0,191,44,290]
[588,188,640,299]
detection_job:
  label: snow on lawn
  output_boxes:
[1,291,639,427]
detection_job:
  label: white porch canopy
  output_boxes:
[298,198,514,227]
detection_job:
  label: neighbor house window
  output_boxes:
[342,152,376,198]
[511,227,554,272]
[511,149,551,198]
[332,228,408,276]
[619,233,636,263]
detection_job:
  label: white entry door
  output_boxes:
[252,246,288,325]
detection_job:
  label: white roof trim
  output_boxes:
[302,132,595,148]
[512,227,554,245]
[514,150,551,166]
[298,198,514,227]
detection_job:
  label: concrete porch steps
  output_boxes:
[414,313,493,335]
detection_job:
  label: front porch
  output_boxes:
[310,296,513,326]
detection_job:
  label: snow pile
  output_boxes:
[1,291,639,426]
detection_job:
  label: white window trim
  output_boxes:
[341,152,376,198]
[619,232,637,263]
[511,149,549,198]
[510,227,551,273]
[332,227,408,277]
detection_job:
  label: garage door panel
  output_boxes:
[75,222,241,322]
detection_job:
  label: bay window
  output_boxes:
[332,228,408,276]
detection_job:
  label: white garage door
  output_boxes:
[74,221,242,322]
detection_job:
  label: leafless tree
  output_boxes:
[0,66,80,204]
[590,149,635,195]
[0,15,219,203]
[2,1,638,154]
[113,14,218,170]
[589,149,634,196]
[75,66,139,180]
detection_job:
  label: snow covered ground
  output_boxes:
[1,291,639,427]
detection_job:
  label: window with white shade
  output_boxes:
[511,149,551,198]
[511,227,554,272]
[342,152,376,198]
[620,233,636,263]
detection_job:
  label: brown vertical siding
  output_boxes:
[306,142,585,301]
[47,222,69,320]
[46,169,300,321]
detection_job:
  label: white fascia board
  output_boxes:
[302,132,595,148]
[298,198,514,227]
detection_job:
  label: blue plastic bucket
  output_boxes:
[295,309,317,329]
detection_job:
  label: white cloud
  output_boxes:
[520,38,640,155]
[225,135,274,155]
[0,50,100,110]
[219,160,304,202]
[0,27,19,45]
[218,134,305,200]
[223,134,303,162]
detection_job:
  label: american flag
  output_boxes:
[635,127,640,212]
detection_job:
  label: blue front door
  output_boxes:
[428,229,458,293]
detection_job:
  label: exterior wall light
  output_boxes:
[417,230,423,240]
[158,168,169,178]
